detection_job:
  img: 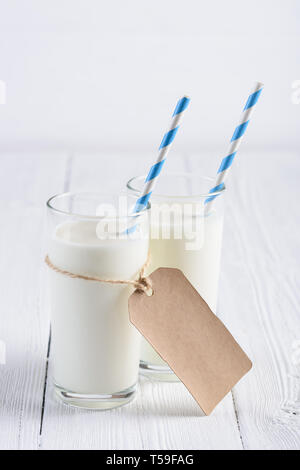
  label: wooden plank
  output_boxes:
[189,151,300,449]
[40,153,243,450]
[2,150,300,449]
[0,153,68,450]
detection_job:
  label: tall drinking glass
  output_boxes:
[46,192,150,409]
[127,173,225,381]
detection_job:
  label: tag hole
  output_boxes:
[145,288,154,297]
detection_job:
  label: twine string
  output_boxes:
[45,254,152,294]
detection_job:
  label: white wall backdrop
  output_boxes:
[0,0,299,153]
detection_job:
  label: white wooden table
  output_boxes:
[1,150,300,450]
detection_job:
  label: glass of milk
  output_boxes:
[127,173,225,381]
[46,192,150,409]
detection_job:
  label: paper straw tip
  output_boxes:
[256,81,264,90]
[182,95,191,105]
[173,96,191,116]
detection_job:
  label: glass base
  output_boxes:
[54,382,137,410]
[139,361,180,382]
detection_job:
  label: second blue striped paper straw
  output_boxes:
[205,82,264,212]
[127,96,190,233]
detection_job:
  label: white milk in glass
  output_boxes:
[47,193,149,409]
[127,173,225,380]
[141,208,223,369]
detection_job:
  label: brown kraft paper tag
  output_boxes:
[128,267,252,415]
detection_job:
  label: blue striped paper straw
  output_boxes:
[127,96,190,232]
[205,82,264,211]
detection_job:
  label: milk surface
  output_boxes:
[49,220,148,394]
[141,209,224,366]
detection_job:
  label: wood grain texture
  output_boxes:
[188,151,300,449]
[1,151,299,450]
[40,153,243,450]
[0,153,68,449]
[221,151,300,449]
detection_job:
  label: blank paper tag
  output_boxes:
[129,268,252,415]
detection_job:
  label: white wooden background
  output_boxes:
[0,150,300,450]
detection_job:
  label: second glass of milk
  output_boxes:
[46,192,150,409]
[127,173,225,381]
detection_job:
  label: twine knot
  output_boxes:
[134,271,153,295]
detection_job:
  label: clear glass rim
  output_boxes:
[46,191,150,220]
[126,172,226,201]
